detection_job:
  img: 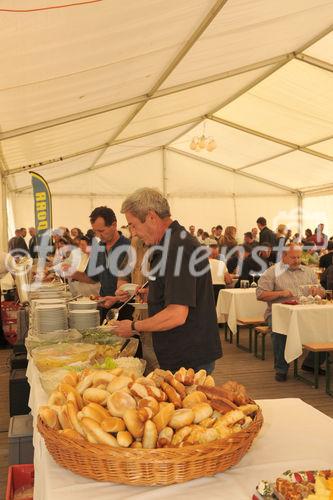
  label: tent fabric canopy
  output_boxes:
[0,0,332,243]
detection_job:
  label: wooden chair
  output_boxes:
[253,325,271,360]
[293,343,333,392]
[235,317,265,353]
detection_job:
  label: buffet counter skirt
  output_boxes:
[27,360,333,500]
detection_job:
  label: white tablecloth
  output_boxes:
[27,360,333,500]
[272,303,333,363]
[216,289,266,333]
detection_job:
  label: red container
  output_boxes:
[5,464,34,500]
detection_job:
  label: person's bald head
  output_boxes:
[282,243,302,268]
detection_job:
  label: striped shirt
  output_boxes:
[256,262,318,320]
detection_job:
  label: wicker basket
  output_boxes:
[37,404,263,486]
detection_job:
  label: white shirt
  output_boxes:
[209,258,227,285]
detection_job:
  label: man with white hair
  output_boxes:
[257,244,324,382]
[114,188,222,373]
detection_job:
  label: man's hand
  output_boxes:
[310,285,325,297]
[137,287,148,303]
[115,288,131,303]
[280,289,294,298]
[98,296,117,308]
[113,320,135,338]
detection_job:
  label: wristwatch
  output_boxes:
[131,320,138,333]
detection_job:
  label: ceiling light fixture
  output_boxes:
[190,123,217,152]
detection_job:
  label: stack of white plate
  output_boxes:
[68,300,97,311]
[69,310,100,330]
[35,304,68,333]
[30,298,66,332]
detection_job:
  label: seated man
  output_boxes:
[256,244,325,382]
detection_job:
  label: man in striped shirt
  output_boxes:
[257,244,324,382]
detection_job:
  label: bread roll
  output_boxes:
[51,404,72,430]
[62,371,78,387]
[101,417,126,433]
[48,391,66,406]
[188,426,219,444]
[80,405,104,423]
[76,374,94,395]
[171,425,192,446]
[39,407,60,430]
[117,431,133,447]
[142,420,158,449]
[130,441,142,449]
[83,388,109,406]
[135,377,156,387]
[152,403,175,433]
[182,391,207,408]
[174,367,187,384]
[157,426,174,447]
[200,417,216,428]
[92,371,116,387]
[81,417,119,447]
[160,382,182,408]
[107,376,132,394]
[66,402,85,436]
[146,385,167,402]
[217,409,244,427]
[196,385,234,402]
[192,402,213,424]
[59,383,83,409]
[184,368,195,386]
[137,397,159,416]
[137,407,154,422]
[203,375,215,387]
[130,382,149,399]
[169,409,195,430]
[87,402,110,420]
[107,391,136,417]
[237,404,258,416]
[164,373,186,399]
[194,369,207,386]
[59,428,85,441]
[123,409,145,439]
[210,398,237,414]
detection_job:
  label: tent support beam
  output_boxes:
[5,117,202,177]
[86,0,229,171]
[207,116,333,161]
[162,147,167,196]
[13,146,162,193]
[0,54,293,143]
[236,135,333,172]
[0,173,8,249]
[301,182,333,194]
[1,22,330,144]
[165,146,297,194]
[295,54,333,73]
[297,192,303,234]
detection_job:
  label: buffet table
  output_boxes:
[216,289,266,333]
[272,303,333,363]
[27,360,333,500]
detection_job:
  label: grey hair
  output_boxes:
[121,188,171,222]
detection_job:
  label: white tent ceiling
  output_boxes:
[0,0,332,244]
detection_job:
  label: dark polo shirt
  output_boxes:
[148,221,222,371]
[86,234,130,297]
